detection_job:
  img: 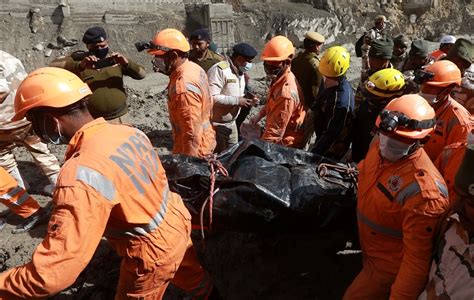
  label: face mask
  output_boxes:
[90,47,109,59]
[264,63,284,80]
[41,116,68,145]
[419,92,438,105]
[378,133,416,162]
[239,62,253,73]
[152,56,170,75]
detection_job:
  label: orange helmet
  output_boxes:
[148,28,190,56]
[261,36,295,61]
[13,67,92,121]
[375,94,436,139]
[423,60,461,87]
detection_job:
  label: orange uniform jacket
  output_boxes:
[262,68,307,148]
[348,141,449,299]
[0,167,40,218]
[434,141,467,203]
[168,60,216,157]
[423,97,472,161]
[0,119,193,298]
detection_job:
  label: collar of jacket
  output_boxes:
[226,56,241,76]
[433,95,453,115]
[65,117,108,160]
[271,66,291,88]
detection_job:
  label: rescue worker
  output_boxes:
[403,39,432,94]
[148,28,216,157]
[291,31,325,108]
[0,67,217,299]
[50,26,146,123]
[419,140,474,299]
[352,68,406,163]
[429,34,456,62]
[249,36,307,148]
[361,15,388,76]
[1,50,60,194]
[0,166,51,234]
[391,35,410,72]
[435,131,473,202]
[445,38,474,113]
[189,28,224,72]
[418,60,472,161]
[207,42,259,153]
[344,94,449,299]
[312,46,354,159]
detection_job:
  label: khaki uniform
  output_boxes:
[49,51,146,121]
[190,49,224,73]
[418,213,474,300]
[0,51,60,182]
[291,51,322,108]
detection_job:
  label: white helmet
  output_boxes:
[439,35,456,44]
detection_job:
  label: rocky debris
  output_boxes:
[0,248,10,272]
[32,43,44,51]
[28,7,43,34]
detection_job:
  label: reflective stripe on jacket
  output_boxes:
[0,119,192,298]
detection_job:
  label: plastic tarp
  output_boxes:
[160,139,357,232]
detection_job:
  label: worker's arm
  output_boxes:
[0,186,114,298]
[174,92,204,157]
[122,60,146,80]
[261,96,295,144]
[312,86,352,156]
[390,187,448,299]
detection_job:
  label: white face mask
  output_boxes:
[152,56,170,75]
[239,62,253,73]
[378,133,416,162]
[419,92,438,105]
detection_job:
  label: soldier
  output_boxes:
[391,35,410,71]
[189,28,224,72]
[418,141,474,299]
[50,26,146,123]
[207,43,259,153]
[402,39,432,94]
[361,15,388,76]
[0,50,60,195]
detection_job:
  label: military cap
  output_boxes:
[455,141,474,199]
[232,43,257,58]
[305,31,325,44]
[82,26,107,44]
[189,29,211,42]
[393,35,410,48]
[446,38,474,64]
[369,38,394,59]
[409,39,430,58]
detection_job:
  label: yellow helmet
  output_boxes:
[319,46,350,78]
[365,68,406,98]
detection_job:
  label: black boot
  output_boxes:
[12,203,53,234]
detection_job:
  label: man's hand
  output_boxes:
[79,55,98,70]
[110,52,129,66]
[238,96,260,108]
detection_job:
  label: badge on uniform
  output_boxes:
[388,176,403,192]
[226,79,237,83]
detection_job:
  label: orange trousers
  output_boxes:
[0,167,40,218]
[343,258,396,300]
[115,238,213,300]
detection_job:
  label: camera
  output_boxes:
[94,57,116,69]
[414,69,435,84]
[379,110,410,132]
[135,41,154,52]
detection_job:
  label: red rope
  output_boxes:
[203,154,229,236]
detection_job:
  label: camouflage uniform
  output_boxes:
[418,213,474,300]
[0,51,60,189]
